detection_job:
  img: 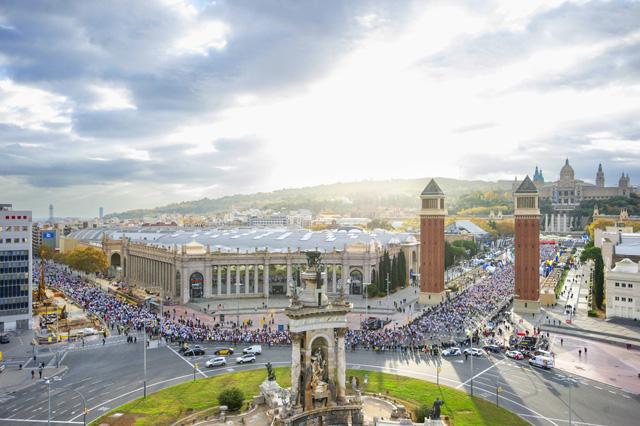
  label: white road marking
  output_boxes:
[456,360,505,389]
[594,386,602,390]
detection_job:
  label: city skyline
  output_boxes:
[1,0,639,217]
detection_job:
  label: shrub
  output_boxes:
[218,388,244,411]
[588,310,598,317]
[413,403,431,423]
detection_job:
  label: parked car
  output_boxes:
[506,350,524,360]
[184,347,205,356]
[205,357,226,368]
[483,344,501,353]
[243,345,262,355]
[214,347,235,355]
[236,354,256,364]
[463,348,484,357]
[442,347,461,357]
[0,334,9,344]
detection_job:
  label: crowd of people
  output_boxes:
[33,244,559,351]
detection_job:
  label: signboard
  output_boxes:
[43,232,54,238]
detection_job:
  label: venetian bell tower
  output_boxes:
[596,163,605,187]
[419,179,446,306]
[514,176,541,314]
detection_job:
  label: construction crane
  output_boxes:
[33,250,47,305]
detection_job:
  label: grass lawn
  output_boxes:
[91,367,529,426]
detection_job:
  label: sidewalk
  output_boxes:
[511,264,640,393]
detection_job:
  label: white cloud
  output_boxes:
[0,79,71,131]
[88,84,137,111]
[173,21,228,55]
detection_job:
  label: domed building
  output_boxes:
[512,159,634,213]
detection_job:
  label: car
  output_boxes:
[205,357,226,368]
[214,347,234,355]
[184,347,205,356]
[506,350,524,360]
[483,344,501,353]
[236,354,256,364]
[463,348,484,357]
[243,345,262,355]
[442,347,461,356]
[0,334,9,344]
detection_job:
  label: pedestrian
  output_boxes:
[39,368,43,378]
[561,338,563,346]
[134,336,137,344]
[102,338,106,345]
[584,347,587,355]
[31,370,35,379]
[578,349,581,357]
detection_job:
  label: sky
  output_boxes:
[1,0,639,218]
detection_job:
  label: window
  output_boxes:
[615,297,620,301]
[13,238,19,243]
[13,226,19,231]
[629,284,633,289]
[622,283,627,288]
[629,298,634,302]
[22,226,27,231]
[615,282,620,287]
[622,297,627,302]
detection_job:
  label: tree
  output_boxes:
[594,254,605,309]
[451,239,477,256]
[35,244,57,260]
[218,387,244,411]
[391,256,400,290]
[450,245,468,261]
[398,250,407,287]
[365,219,392,230]
[444,241,454,269]
[580,246,601,263]
[413,403,431,423]
[63,247,108,272]
[587,218,615,239]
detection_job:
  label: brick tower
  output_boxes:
[419,179,446,306]
[514,175,541,314]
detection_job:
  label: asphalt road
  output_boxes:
[1,338,638,425]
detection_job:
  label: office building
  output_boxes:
[0,204,32,331]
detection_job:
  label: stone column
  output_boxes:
[254,263,260,294]
[204,263,213,298]
[236,265,241,295]
[286,258,292,286]
[263,259,270,297]
[332,265,337,293]
[336,328,347,402]
[226,265,231,295]
[245,264,250,294]
[323,264,328,289]
[217,266,222,296]
[545,214,548,231]
[342,261,350,295]
[291,332,303,407]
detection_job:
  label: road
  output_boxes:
[1,339,638,425]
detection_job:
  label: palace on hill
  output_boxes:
[511,159,634,213]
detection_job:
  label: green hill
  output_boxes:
[105,178,513,220]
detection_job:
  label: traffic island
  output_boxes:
[91,368,529,426]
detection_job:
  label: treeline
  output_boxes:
[573,193,640,220]
[105,177,512,219]
[370,250,407,297]
[36,245,108,273]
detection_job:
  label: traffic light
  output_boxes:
[438,367,441,373]
[498,387,502,393]
[521,366,525,372]
[84,409,89,415]
[195,363,198,369]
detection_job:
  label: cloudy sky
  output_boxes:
[1,0,639,218]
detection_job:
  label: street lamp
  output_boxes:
[143,317,147,398]
[41,376,62,426]
[496,366,525,407]
[386,274,390,314]
[59,387,88,426]
[363,282,371,318]
[562,375,579,425]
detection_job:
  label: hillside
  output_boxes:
[105,177,514,219]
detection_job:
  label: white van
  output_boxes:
[243,345,262,355]
[529,356,554,369]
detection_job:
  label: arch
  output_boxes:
[349,269,363,295]
[190,271,203,299]
[110,252,121,268]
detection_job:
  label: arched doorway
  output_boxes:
[110,252,121,268]
[190,272,203,299]
[350,270,363,295]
